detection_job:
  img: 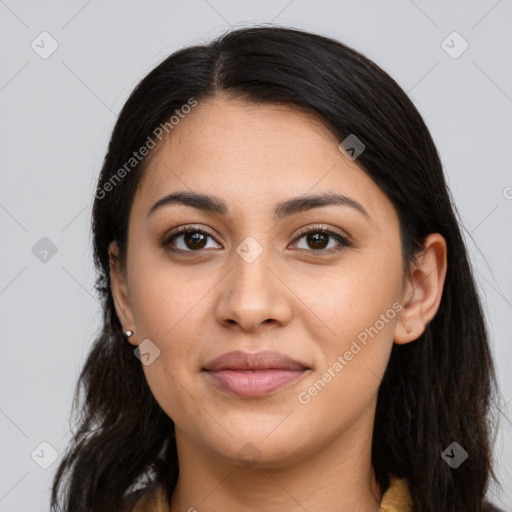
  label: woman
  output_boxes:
[50,26,504,512]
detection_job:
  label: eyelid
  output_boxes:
[161,224,219,248]
[292,223,352,244]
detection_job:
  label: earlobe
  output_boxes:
[108,241,137,345]
[394,233,448,345]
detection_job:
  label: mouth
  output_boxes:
[202,350,311,398]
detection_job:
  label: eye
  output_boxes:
[291,224,353,254]
[162,225,221,252]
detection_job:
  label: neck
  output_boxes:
[169,406,383,512]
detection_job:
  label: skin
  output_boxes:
[109,94,447,512]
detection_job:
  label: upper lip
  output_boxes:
[203,350,309,371]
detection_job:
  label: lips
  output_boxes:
[202,350,310,398]
[203,350,308,371]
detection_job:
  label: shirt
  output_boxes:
[128,474,414,512]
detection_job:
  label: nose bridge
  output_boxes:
[216,234,291,329]
[231,234,275,302]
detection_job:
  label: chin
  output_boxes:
[206,431,307,469]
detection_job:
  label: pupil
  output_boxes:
[186,232,207,250]
[308,233,328,250]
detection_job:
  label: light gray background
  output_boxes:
[1,1,511,510]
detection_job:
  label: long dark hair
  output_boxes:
[50,25,503,512]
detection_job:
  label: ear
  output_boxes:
[394,233,448,344]
[108,240,137,346]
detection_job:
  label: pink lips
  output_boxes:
[202,350,309,398]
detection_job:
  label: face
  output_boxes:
[110,95,412,469]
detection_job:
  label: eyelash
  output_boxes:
[161,224,354,255]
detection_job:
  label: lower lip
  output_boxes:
[204,369,307,398]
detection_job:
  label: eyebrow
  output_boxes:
[146,191,371,223]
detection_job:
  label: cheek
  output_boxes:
[127,259,206,392]
[292,250,402,403]
[128,249,208,339]
[290,250,402,345]
[296,301,397,416]
[129,262,208,423]
[142,362,210,437]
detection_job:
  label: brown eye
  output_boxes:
[292,226,353,254]
[180,231,208,250]
[304,232,330,250]
[163,226,220,252]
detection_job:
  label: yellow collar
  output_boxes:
[380,475,414,512]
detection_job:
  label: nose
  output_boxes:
[215,240,293,332]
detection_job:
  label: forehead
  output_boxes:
[132,95,396,227]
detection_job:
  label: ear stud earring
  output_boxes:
[124,330,134,338]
